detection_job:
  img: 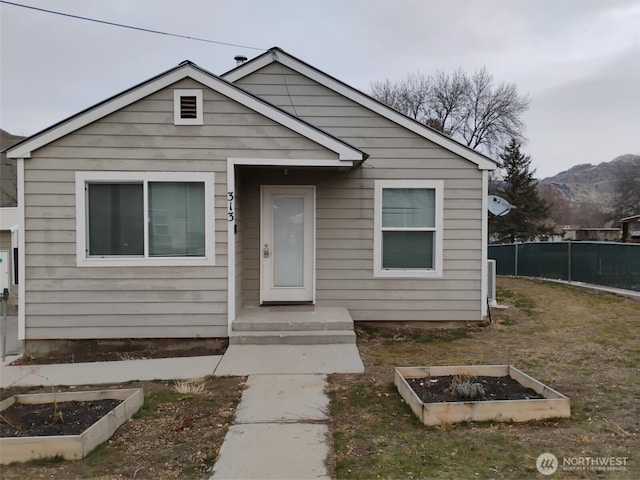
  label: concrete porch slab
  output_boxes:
[213,344,364,376]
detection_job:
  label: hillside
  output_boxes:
[1,129,26,207]
[538,154,640,206]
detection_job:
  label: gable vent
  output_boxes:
[174,89,203,125]
[180,96,198,119]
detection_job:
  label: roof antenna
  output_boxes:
[234,55,248,66]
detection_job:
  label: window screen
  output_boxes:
[381,188,435,269]
[149,182,205,257]
[88,183,144,256]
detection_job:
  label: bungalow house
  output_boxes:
[6,47,496,353]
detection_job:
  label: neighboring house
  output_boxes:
[6,47,496,350]
[620,215,640,242]
[562,227,622,242]
[1,129,24,313]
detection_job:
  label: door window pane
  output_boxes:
[149,182,205,257]
[382,231,434,269]
[88,184,144,255]
[382,188,435,228]
[273,195,304,287]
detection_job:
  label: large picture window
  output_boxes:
[76,172,215,266]
[374,180,443,277]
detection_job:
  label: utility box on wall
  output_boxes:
[487,259,497,306]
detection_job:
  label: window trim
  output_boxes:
[75,171,215,267]
[173,89,203,125]
[373,179,443,278]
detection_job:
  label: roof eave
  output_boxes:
[6,59,366,163]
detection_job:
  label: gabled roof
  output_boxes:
[223,47,497,170]
[6,60,367,163]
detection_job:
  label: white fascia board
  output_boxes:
[8,64,364,163]
[17,158,25,340]
[224,52,496,171]
[227,157,347,168]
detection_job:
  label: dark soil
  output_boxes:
[1,399,121,437]
[406,375,544,403]
[12,338,228,365]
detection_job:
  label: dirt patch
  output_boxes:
[405,375,543,403]
[0,377,245,479]
[13,338,228,365]
[1,399,121,437]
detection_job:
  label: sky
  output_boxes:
[1,0,639,178]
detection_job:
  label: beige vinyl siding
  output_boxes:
[236,65,484,322]
[23,77,339,340]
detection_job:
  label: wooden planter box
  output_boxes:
[0,388,143,464]
[395,365,570,426]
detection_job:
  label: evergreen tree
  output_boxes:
[490,139,552,243]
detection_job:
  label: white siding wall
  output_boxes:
[236,65,484,322]
[23,78,337,339]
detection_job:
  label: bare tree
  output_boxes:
[370,73,431,122]
[370,68,530,156]
[610,157,640,221]
[427,69,468,136]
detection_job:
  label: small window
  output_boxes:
[174,89,203,125]
[374,180,443,278]
[76,172,214,266]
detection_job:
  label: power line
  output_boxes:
[0,1,267,51]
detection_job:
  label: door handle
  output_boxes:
[263,244,270,258]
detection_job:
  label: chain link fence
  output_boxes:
[489,242,640,292]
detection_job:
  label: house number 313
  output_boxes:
[227,192,234,221]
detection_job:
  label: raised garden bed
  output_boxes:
[0,388,143,464]
[395,365,570,426]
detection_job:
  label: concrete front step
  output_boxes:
[231,306,357,345]
[229,330,356,345]
[233,306,354,332]
[233,319,353,332]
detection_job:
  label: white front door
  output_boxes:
[260,186,315,303]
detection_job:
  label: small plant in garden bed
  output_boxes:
[407,374,543,403]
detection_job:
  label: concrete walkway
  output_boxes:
[211,374,331,479]
[1,343,363,388]
[0,355,224,387]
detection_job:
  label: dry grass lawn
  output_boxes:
[328,277,639,479]
[1,277,637,479]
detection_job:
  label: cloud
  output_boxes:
[526,47,640,177]
[1,0,638,177]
